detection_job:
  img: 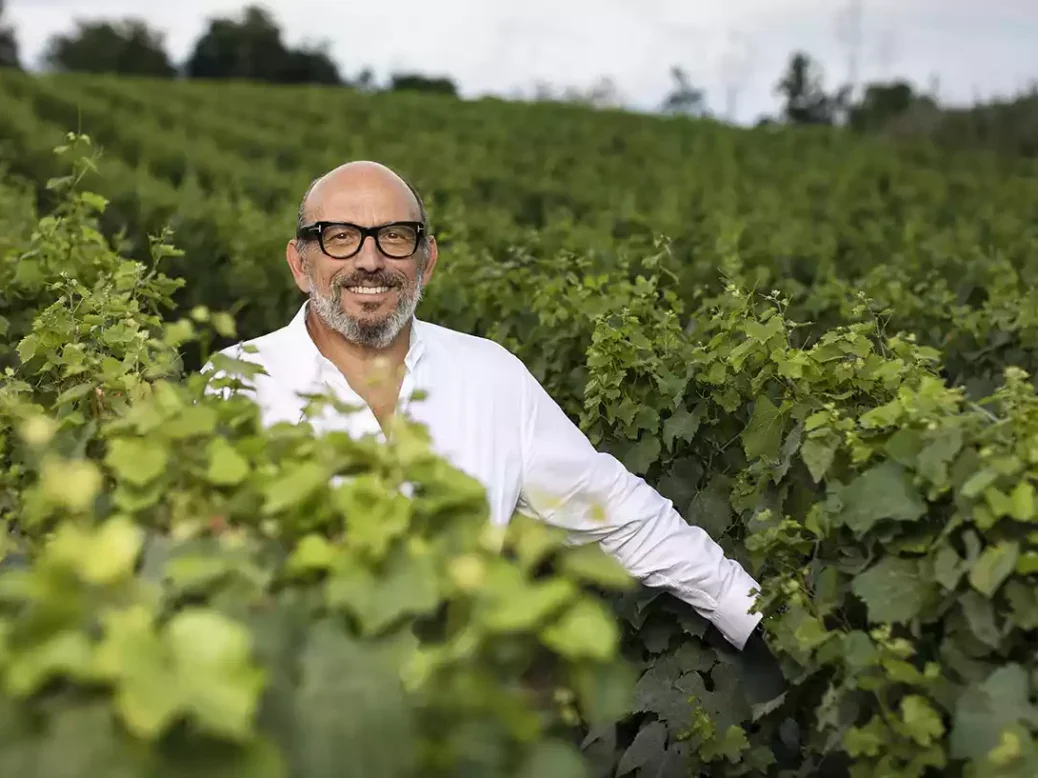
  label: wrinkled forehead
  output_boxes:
[306,175,421,225]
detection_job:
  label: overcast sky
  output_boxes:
[6,0,1037,124]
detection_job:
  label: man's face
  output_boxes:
[289,168,436,350]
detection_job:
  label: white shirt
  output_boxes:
[209,302,763,649]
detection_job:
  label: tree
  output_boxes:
[389,73,457,96]
[775,51,847,125]
[661,67,708,117]
[280,43,340,85]
[847,80,936,132]
[42,19,175,77]
[185,5,340,85]
[0,0,22,69]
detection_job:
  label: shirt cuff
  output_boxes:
[706,566,764,650]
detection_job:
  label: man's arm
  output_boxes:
[515,365,762,650]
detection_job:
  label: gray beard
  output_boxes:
[307,266,424,350]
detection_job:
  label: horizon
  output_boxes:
[5,0,1038,125]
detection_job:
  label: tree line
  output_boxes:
[0,1,1034,156]
[0,3,453,96]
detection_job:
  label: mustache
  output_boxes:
[331,270,405,290]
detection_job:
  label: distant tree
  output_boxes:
[661,67,708,117]
[280,43,340,85]
[847,80,936,132]
[186,5,287,82]
[0,0,19,69]
[354,67,377,92]
[43,18,176,77]
[775,51,847,125]
[185,4,340,84]
[389,73,457,96]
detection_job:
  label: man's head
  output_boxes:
[287,161,438,351]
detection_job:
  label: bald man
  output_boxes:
[208,162,767,652]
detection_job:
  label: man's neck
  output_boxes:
[305,306,411,390]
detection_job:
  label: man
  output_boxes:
[210,161,765,651]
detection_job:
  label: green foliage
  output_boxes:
[0,65,1036,778]
[0,137,636,777]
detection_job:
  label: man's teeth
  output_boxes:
[347,286,390,295]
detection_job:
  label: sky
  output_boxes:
[6,0,1038,124]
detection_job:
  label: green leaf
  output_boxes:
[916,427,963,486]
[960,590,1000,648]
[105,438,169,487]
[327,552,440,636]
[515,739,588,778]
[1008,480,1035,521]
[623,434,661,475]
[836,461,927,536]
[884,428,923,467]
[290,622,415,778]
[559,545,632,590]
[79,191,109,212]
[617,721,666,775]
[969,541,1019,597]
[4,630,95,697]
[742,395,784,462]
[80,515,144,585]
[165,608,267,740]
[262,461,328,514]
[334,475,412,560]
[800,437,838,483]
[54,382,96,406]
[899,695,945,746]
[933,543,967,590]
[851,556,935,624]
[662,404,704,451]
[950,664,1038,762]
[0,701,149,777]
[540,599,619,661]
[481,574,577,634]
[206,436,251,486]
[93,606,181,738]
[572,659,638,726]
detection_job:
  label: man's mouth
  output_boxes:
[346,285,392,295]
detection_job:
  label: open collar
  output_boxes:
[280,301,428,390]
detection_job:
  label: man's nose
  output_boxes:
[352,234,387,271]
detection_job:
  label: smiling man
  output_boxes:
[210,160,766,651]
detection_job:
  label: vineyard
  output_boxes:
[1,66,1038,777]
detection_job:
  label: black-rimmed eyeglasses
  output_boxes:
[296,221,426,259]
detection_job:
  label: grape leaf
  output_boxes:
[969,541,1019,597]
[950,664,1038,762]
[836,461,927,536]
[742,396,784,462]
[290,622,415,778]
[617,721,666,775]
[851,556,936,624]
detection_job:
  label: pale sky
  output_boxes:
[6,0,1038,124]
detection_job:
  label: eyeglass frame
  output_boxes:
[295,220,427,260]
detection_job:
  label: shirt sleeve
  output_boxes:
[515,364,763,650]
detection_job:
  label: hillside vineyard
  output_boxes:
[1,68,1037,778]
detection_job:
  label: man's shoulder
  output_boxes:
[417,319,529,376]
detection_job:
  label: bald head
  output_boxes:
[296,161,428,235]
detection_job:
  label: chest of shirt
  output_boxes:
[279,363,525,526]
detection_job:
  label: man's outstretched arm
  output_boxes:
[515,365,763,650]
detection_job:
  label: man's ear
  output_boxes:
[420,235,439,287]
[286,239,311,293]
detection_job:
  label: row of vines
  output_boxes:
[1,68,1037,777]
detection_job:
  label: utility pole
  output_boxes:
[718,29,753,123]
[835,0,863,99]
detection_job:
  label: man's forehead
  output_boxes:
[304,162,419,218]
